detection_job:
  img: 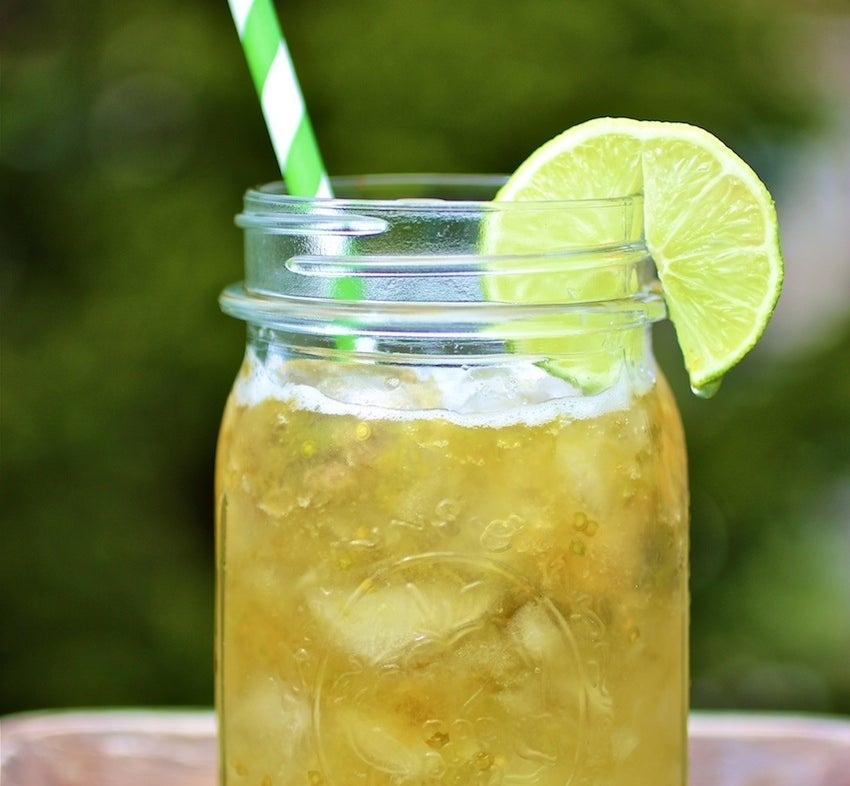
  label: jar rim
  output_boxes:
[239,174,642,215]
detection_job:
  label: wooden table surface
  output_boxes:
[2,709,849,786]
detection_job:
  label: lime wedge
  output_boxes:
[485,117,784,396]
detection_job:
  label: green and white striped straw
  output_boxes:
[228,0,332,197]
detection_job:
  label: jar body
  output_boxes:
[216,178,689,786]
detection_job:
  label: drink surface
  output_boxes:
[216,352,688,786]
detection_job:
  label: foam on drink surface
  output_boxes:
[232,347,651,427]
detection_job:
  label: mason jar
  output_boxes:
[216,176,689,786]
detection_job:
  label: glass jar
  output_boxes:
[216,176,689,786]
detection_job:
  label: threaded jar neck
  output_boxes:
[221,176,664,377]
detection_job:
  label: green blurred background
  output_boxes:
[2,0,849,716]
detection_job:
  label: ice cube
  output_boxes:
[508,601,565,662]
[331,706,445,781]
[226,674,310,778]
[310,573,499,663]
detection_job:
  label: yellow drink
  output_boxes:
[217,177,688,786]
[216,356,687,786]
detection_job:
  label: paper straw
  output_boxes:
[228,0,333,197]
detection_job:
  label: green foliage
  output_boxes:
[657,322,850,713]
[2,0,846,716]
[283,0,815,175]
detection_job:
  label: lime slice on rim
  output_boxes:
[484,117,784,396]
